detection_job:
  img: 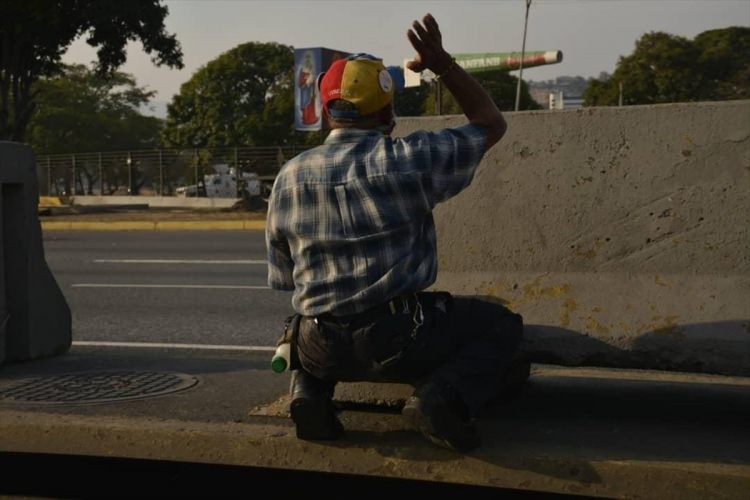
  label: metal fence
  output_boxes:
[36,145,310,197]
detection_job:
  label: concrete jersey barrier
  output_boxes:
[394,101,750,376]
[0,142,71,365]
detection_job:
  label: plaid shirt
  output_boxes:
[266,123,486,316]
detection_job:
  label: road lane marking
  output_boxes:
[73,341,275,352]
[94,259,267,265]
[72,284,271,290]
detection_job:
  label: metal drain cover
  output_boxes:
[0,371,199,405]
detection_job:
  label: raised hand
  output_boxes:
[406,14,453,75]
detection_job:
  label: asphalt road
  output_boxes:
[43,230,294,347]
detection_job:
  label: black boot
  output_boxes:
[289,370,344,440]
[402,381,480,452]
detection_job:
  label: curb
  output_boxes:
[40,220,266,231]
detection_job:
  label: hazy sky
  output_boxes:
[63,0,750,115]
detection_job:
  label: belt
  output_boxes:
[318,294,421,325]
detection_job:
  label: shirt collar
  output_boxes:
[325,127,385,144]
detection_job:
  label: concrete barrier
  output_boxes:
[0,142,71,365]
[71,195,239,209]
[394,101,750,376]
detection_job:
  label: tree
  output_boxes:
[694,27,750,100]
[583,27,750,106]
[0,0,182,142]
[27,64,162,195]
[424,70,541,114]
[28,64,161,153]
[163,42,315,148]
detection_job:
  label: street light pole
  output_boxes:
[515,0,533,112]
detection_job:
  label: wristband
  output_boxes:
[434,57,457,80]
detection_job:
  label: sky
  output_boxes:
[63,0,750,117]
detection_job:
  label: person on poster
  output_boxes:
[297,51,318,126]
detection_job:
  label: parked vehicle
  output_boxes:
[176,164,261,199]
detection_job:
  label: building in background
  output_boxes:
[529,75,589,110]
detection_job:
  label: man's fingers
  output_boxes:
[424,13,440,35]
[406,60,425,73]
[407,29,425,52]
[411,20,430,42]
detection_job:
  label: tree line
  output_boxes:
[2,1,748,155]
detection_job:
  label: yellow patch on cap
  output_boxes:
[340,59,394,116]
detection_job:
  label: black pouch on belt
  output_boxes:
[276,314,302,370]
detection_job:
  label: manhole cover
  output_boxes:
[0,371,199,405]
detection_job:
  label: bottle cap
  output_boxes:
[271,355,288,373]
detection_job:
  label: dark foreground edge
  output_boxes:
[0,451,589,499]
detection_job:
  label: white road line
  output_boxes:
[94,259,267,265]
[72,284,270,290]
[73,341,275,352]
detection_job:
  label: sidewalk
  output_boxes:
[1,344,748,498]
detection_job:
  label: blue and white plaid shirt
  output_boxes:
[266,123,486,316]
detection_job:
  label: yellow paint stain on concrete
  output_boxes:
[522,278,571,302]
[574,248,597,259]
[637,315,681,336]
[559,298,578,327]
[654,275,670,287]
[584,316,611,334]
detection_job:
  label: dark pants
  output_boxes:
[295,292,524,416]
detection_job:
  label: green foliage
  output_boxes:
[394,84,431,116]
[0,0,182,141]
[163,42,317,148]
[583,27,750,106]
[28,64,162,153]
[695,27,750,100]
[424,70,541,114]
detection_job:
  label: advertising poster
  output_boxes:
[294,47,350,131]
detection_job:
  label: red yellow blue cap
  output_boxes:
[318,54,394,120]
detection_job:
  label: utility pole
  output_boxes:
[515,0,533,111]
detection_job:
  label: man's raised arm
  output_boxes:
[407,13,507,150]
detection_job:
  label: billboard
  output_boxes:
[294,47,351,131]
[453,51,563,73]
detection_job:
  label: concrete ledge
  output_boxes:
[38,196,62,207]
[40,220,266,231]
[0,346,747,498]
[2,409,748,499]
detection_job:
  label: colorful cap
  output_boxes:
[318,54,395,120]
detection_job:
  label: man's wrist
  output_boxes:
[434,56,457,80]
[431,52,455,76]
